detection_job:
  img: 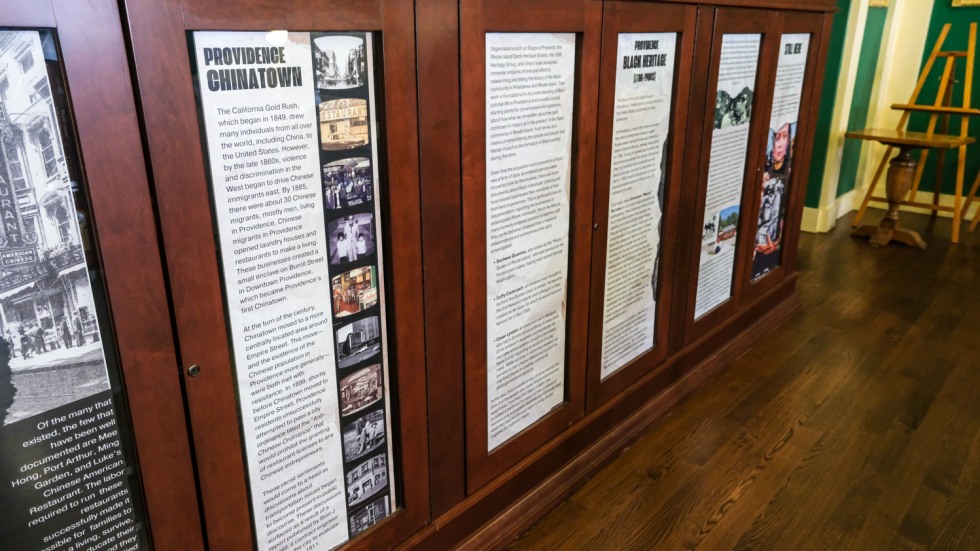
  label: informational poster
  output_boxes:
[694,34,761,320]
[191,31,395,549]
[0,30,149,550]
[485,33,575,451]
[600,33,676,379]
[752,34,810,281]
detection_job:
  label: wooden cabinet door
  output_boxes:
[0,1,200,549]
[742,10,828,304]
[460,0,602,491]
[585,0,697,410]
[678,6,781,345]
[122,0,429,548]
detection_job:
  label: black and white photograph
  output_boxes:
[713,87,754,129]
[348,494,390,538]
[341,408,386,463]
[331,266,378,318]
[319,98,369,151]
[335,316,381,369]
[339,364,383,417]
[0,30,110,427]
[313,35,367,90]
[345,452,388,507]
[323,157,373,210]
[702,213,719,246]
[328,213,376,265]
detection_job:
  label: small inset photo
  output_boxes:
[717,205,740,243]
[701,213,719,246]
[319,98,369,151]
[331,266,378,318]
[323,157,374,210]
[339,364,383,417]
[703,205,740,257]
[348,494,390,538]
[328,213,376,265]
[714,87,754,129]
[336,316,381,369]
[342,408,386,463]
[313,35,367,90]
[346,452,388,507]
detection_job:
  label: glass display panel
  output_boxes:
[600,32,677,380]
[484,32,575,451]
[694,34,761,320]
[189,30,395,549]
[751,34,811,281]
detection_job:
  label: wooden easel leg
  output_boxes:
[933,149,946,219]
[966,171,980,232]
[853,147,892,228]
[953,145,965,244]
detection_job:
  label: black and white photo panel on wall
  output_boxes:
[0,29,150,550]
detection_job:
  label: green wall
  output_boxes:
[805,0,853,209]
[907,3,980,196]
[835,6,889,199]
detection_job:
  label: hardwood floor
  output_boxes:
[508,211,980,551]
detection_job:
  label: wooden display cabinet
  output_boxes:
[0,0,838,549]
[417,1,836,549]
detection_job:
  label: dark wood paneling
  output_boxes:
[668,5,715,356]
[121,0,430,548]
[586,0,698,411]
[625,0,836,11]
[1,1,204,548]
[2,1,55,25]
[415,0,466,518]
[460,0,602,492]
[121,1,252,545]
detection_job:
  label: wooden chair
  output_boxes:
[849,23,977,246]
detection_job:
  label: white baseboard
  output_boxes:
[801,189,857,233]
[803,188,980,233]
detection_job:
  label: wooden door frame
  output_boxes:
[459,0,602,492]
[1,1,203,549]
[677,6,781,346]
[121,0,430,548]
[743,10,827,303]
[585,0,698,411]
